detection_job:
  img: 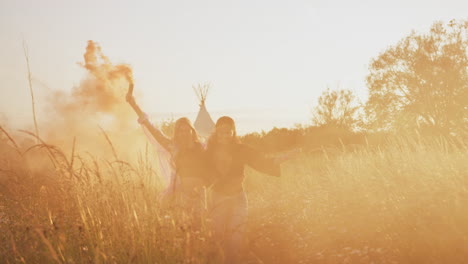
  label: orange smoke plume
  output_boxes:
[49,40,134,120]
[72,40,133,113]
[43,41,142,158]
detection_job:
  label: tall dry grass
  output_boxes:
[246,136,468,263]
[1,131,467,263]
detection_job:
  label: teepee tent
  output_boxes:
[193,83,215,139]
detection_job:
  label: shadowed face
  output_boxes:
[216,124,234,145]
[175,122,193,148]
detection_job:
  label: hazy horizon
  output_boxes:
[1,0,467,134]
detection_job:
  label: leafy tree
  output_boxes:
[312,88,360,131]
[365,19,468,135]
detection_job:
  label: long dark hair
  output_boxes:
[173,117,201,148]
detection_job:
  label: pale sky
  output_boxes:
[1,0,467,134]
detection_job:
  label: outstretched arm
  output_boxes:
[269,147,302,164]
[126,83,145,118]
[126,83,172,151]
[243,144,281,177]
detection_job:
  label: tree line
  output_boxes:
[240,20,466,152]
[87,20,465,154]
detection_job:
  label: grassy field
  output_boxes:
[1,133,467,263]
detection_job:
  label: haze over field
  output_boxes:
[1,0,467,133]
[0,1,467,263]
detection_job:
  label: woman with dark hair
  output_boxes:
[206,116,293,263]
[126,89,209,212]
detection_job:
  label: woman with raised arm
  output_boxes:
[126,83,210,214]
[206,116,298,264]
